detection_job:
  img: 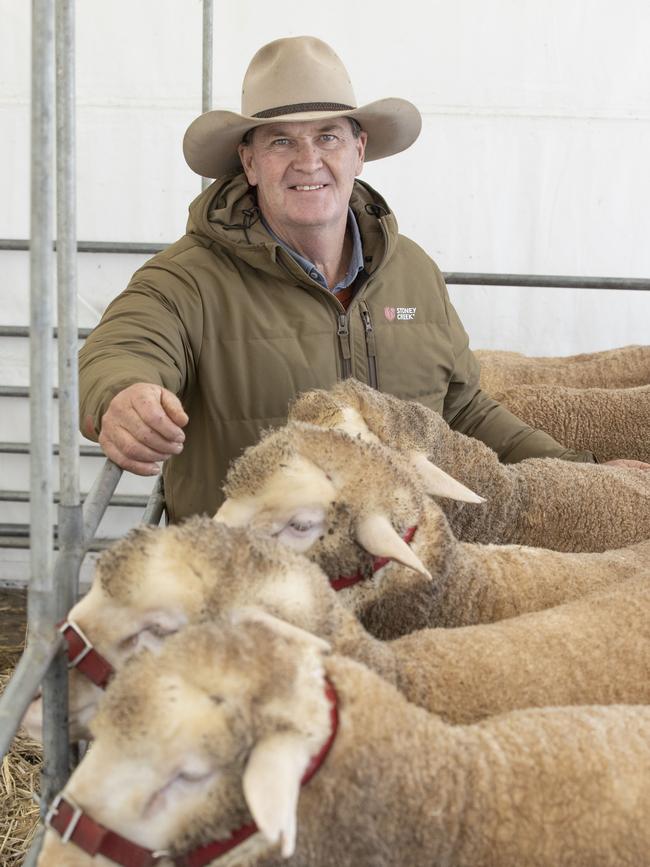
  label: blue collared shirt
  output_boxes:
[263,208,364,294]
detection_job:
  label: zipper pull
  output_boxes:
[359,303,378,389]
[337,313,352,379]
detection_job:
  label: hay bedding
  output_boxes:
[0,590,42,867]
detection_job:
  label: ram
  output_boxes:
[475,344,650,394]
[217,421,650,637]
[491,384,650,464]
[23,517,650,740]
[288,378,650,550]
[38,614,650,867]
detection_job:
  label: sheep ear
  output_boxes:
[355,515,431,579]
[334,406,379,443]
[243,732,311,858]
[213,498,254,526]
[229,607,331,653]
[409,452,485,503]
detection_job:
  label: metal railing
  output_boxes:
[2,238,650,292]
[0,3,213,865]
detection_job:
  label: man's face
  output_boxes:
[238,119,367,239]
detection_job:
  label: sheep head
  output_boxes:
[23,517,340,744]
[217,422,479,588]
[290,381,485,503]
[39,614,333,863]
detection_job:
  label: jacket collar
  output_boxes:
[185,173,398,283]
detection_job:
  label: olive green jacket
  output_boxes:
[79,175,594,522]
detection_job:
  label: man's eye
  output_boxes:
[320,134,337,143]
[271,138,290,146]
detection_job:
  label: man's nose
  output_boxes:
[291,139,323,171]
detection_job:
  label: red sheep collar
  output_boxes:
[58,619,115,688]
[330,524,418,591]
[45,678,339,867]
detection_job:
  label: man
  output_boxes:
[79,36,642,523]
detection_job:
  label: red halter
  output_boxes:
[57,620,115,689]
[46,679,339,867]
[330,525,418,591]
[58,619,115,689]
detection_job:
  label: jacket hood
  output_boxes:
[186,172,400,278]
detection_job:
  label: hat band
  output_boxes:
[252,101,354,119]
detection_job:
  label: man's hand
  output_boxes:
[603,459,650,471]
[97,383,189,475]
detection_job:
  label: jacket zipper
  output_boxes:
[359,301,378,389]
[337,313,352,379]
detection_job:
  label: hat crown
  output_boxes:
[241,36,358,118]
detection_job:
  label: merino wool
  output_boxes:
[288,379,650,552]
[220,420,650,638]
[39,620,650,867]
[475,344,650,394]
[494,384,650,463]
[27,517,650,743]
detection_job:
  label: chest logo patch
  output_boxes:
[384,306,417,322]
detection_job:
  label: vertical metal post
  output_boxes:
[28,0,55,641]
[29,0,62,810]
[55,0,80,601]
[39,0,81,803]
[201,0,213,191]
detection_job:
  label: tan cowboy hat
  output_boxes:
[183,35,422,179]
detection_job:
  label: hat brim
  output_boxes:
[182,97,422,179]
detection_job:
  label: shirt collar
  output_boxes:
[262,208,364,294]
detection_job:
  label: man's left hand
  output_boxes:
[602,459,650,470]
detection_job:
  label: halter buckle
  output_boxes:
[45,793,82,843]
[59,619,94,669]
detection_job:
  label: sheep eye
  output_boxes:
[288,519,313,534]
[179,770,213,784]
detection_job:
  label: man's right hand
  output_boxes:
[97,383,189,475]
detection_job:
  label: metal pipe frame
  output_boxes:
[201,0,213,191]
[3,3,173,860]
[28,0,56,649]
[0,442,103,456]
[39,0,80,801]
[1,241,649,290]
[442,272,650,291]
[0,489,149,507]
[0,457,120,759]
[0,457,173,753]
[0,238,166,254]
[0,325,92,338]
[141,474,165,526]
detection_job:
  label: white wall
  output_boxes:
[2,0,649,352]
[0,0,649,580]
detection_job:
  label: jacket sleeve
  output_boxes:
[438,275,596,464]
[78,258,203,439]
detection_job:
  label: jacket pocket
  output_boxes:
[372,318,453,410]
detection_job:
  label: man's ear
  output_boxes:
[355,130,368,174]
[238,142,258,186]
